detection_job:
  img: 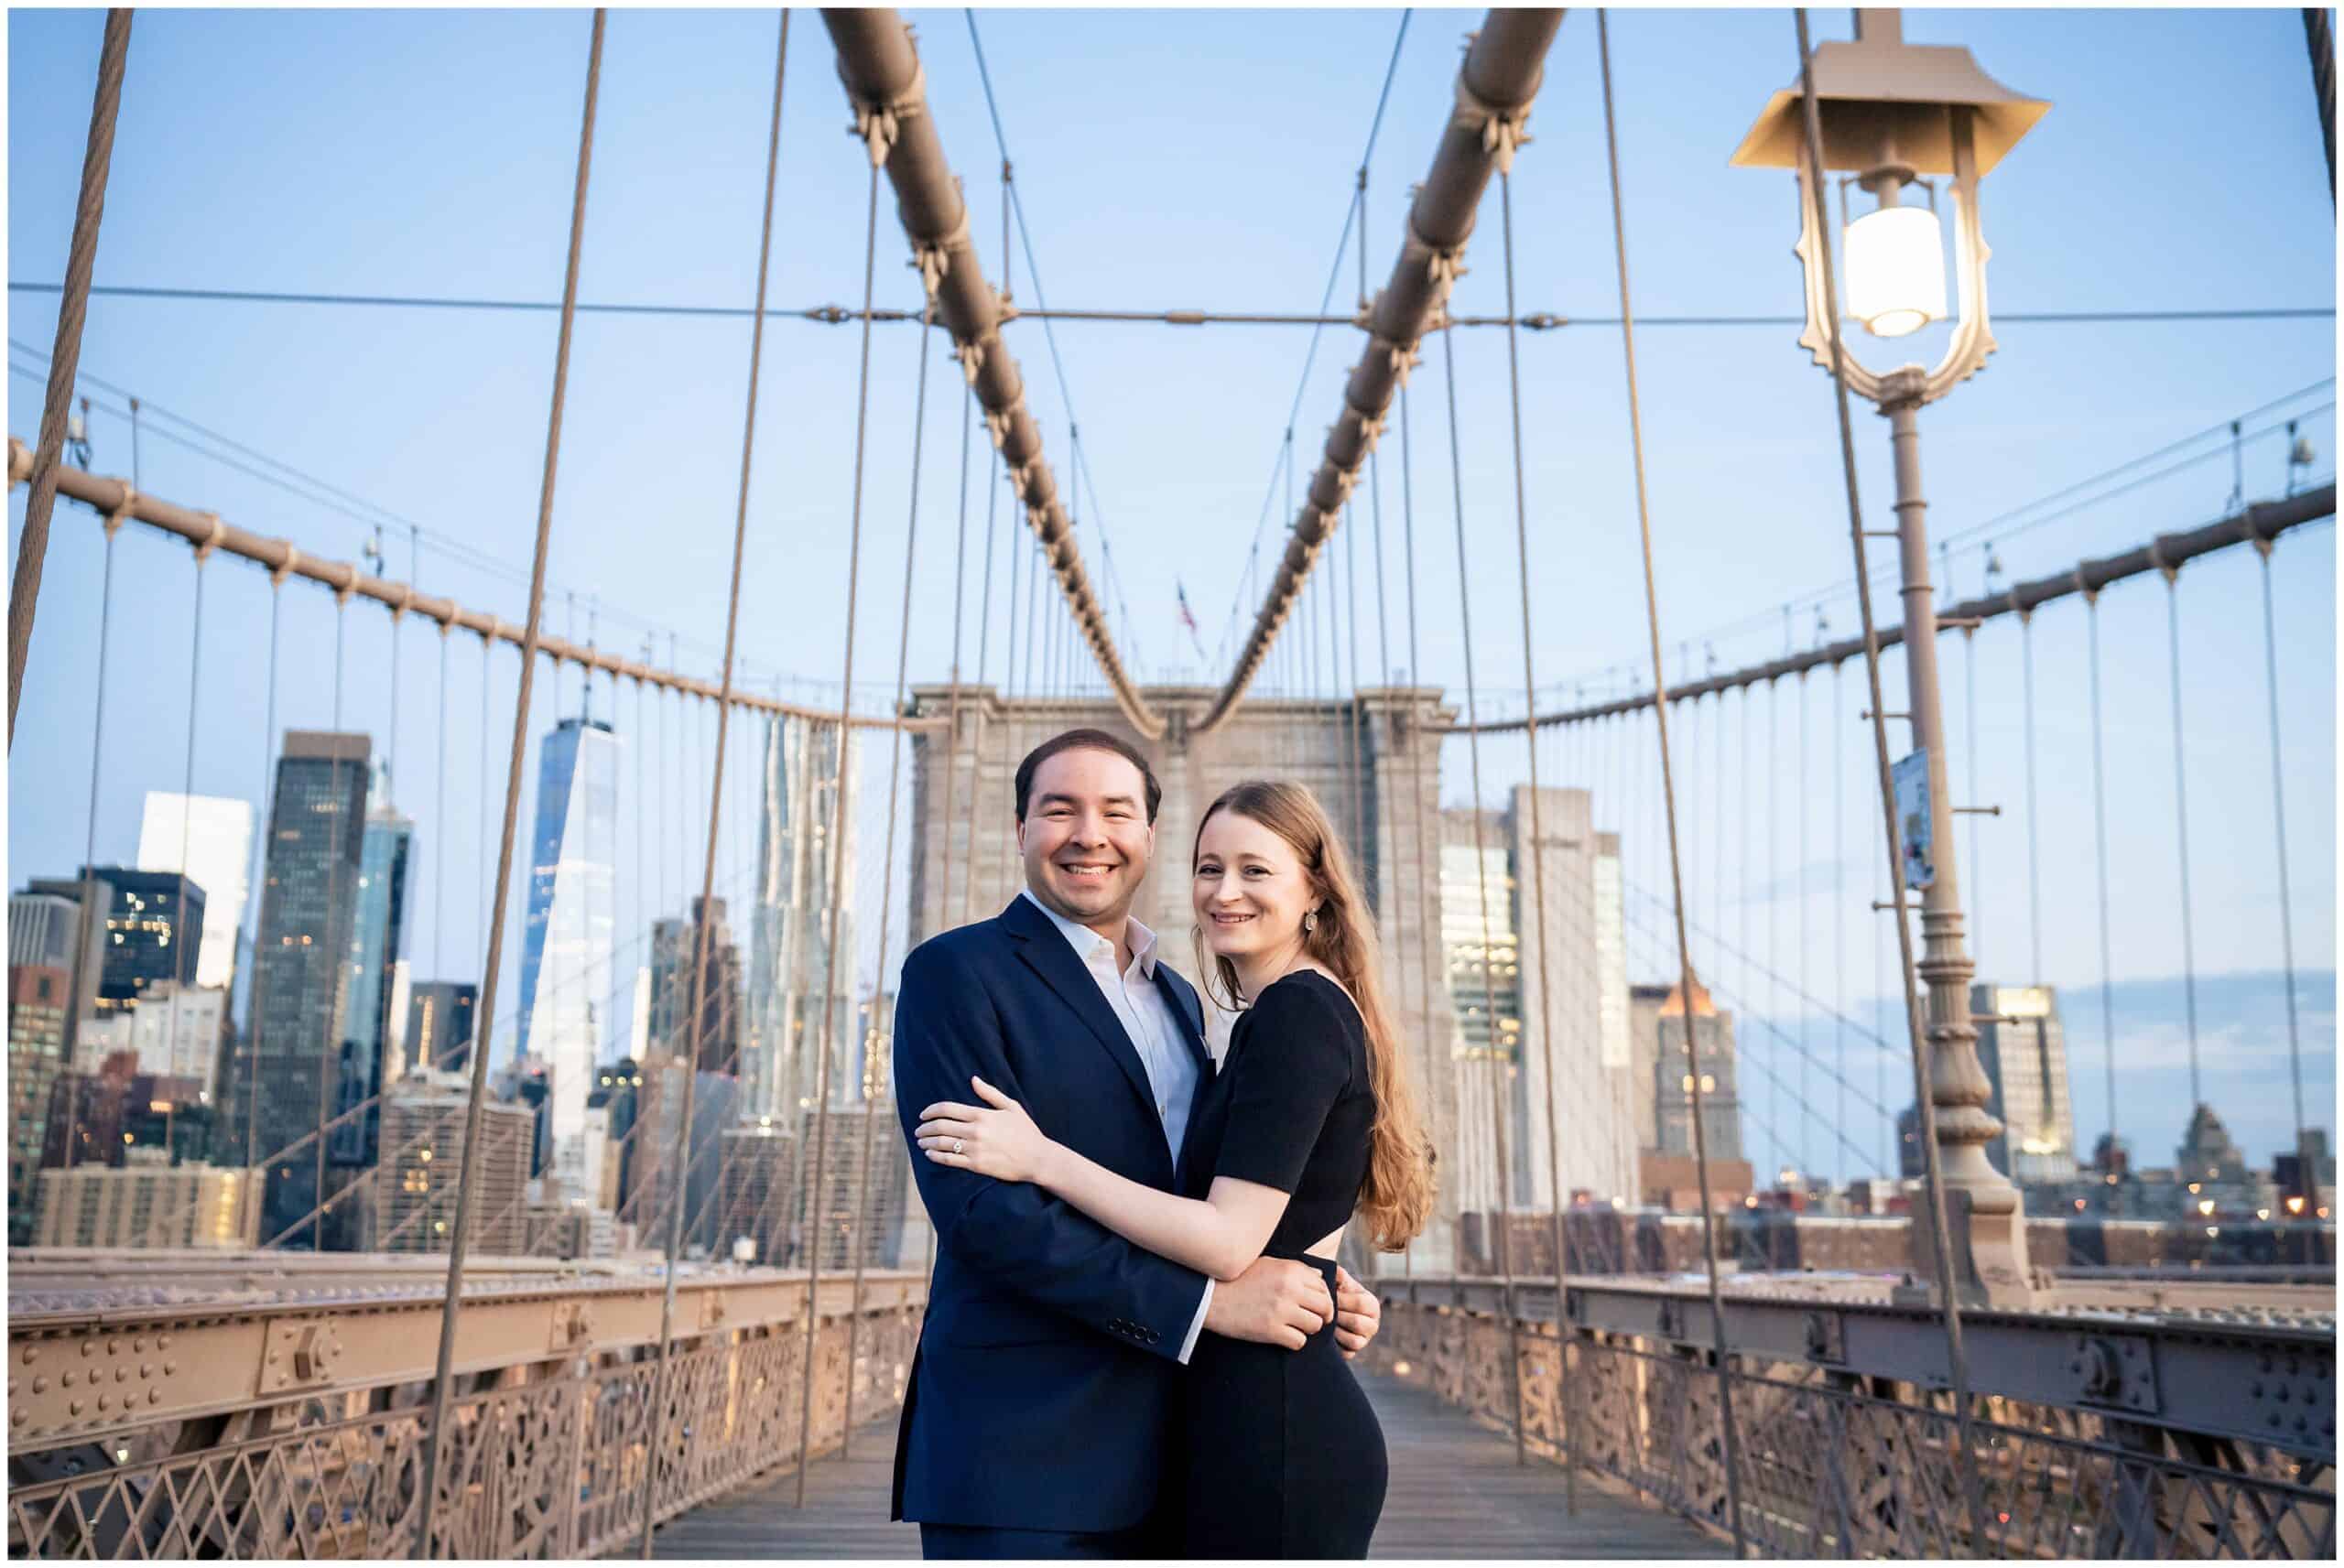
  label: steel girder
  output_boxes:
[820,9,1165,739]
[1192,7,1568,735]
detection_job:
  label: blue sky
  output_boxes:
[7,6,2335,1172]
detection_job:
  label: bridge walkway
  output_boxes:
[646,1370,1725,1559]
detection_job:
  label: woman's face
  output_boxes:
[1193,809,1317,965]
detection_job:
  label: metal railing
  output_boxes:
[1365,1283,2337,1559]
[6,1261,926,1559]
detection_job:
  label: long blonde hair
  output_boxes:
[1190,780,1436,1252]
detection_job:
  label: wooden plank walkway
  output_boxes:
[647,1371,1724,1559]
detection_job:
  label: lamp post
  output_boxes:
[1733,9,2048,1307]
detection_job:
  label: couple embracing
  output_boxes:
[889,728,1436,1559]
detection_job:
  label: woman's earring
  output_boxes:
[1303,909,1318,935]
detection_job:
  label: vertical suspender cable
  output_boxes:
[161,547,209,1162]
[242,579,283,1180]
[963,376,999,927]
[1765,675,1780,1181]
[1790,10,1985,1547]
[1397,377,1442,1280]
[2157,565,2202,1108]
[1963,619,1983,979]
[417,10,602,1554]
[2019,606,2042,981]
[1438,314,1530,1468]
[1796,667,1810,1177]
[61,497,127,1179]
[8,8,132,745]
[2254,541,2316,1207]
[796,153,884,1514]
[993,465,1024,907]
[1494,163,1571,1487]
[1594,19,1747,1551]
[939,371,975,928]
[2082,585,2118,1173]
[842,281,941,1462]
[1833,660,1846,1192]
[642,20,787,1541]
[312,596,349,1249]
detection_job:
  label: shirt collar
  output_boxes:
[1021,888,1157,979]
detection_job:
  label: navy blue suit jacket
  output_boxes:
[890,894,1219,1532]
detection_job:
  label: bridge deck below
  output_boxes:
[646,1371,1724,1559]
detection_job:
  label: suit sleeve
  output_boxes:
[893,937,1209,1360]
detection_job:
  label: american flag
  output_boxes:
[1176,581,1199,634]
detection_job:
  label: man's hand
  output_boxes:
[1332,1266,1381,1360]
[1203,1257,1332,1351]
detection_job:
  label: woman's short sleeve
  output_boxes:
[1211,979,1354,1195]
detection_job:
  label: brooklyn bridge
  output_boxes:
[5,5,2337,1558]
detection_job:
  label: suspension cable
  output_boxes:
[1436,277,1530,1469]
[962,374,1001,927]
[2254,541,2316,1207]
[841,274,943,1466]
[309,593,350,1250]
[1833,660,1847,1191]
[642,18,788,1541]
[993,464,1025,909]
[1396,375,1443,1280]
[2157,565,2204,1110]
[2082,587,2118,1174]
[159,546,208,1176]
[57,493,127,1182]
[1796,667,1811,1178]
[2019,605,2043,981]
[240,577,283,1182]
[795,151,884,1513]
[1790,9,1985,1548]
[416,14,602,1552]
[7,8,130,746]
[939,373,974,928]
[1494,161,1572,1487]
[1594,20,1749,1549]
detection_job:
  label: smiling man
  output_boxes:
[888,729,1383,1559]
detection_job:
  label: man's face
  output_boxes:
[1017,747,1156,930]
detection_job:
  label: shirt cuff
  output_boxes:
[1177,1278,1213,1365]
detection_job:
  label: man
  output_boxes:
[891,729,1383,1558]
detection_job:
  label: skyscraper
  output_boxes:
[336,773,413,1166]
[1440,809,1522,1216]
[1631,979,1745,1163]
[1509,788,1638,1208]
[222,730,370,1249]
[136,793,254,990]
[1971,982,2078,1184]
[7,965,71,1242]
[747,715,859,1123]
[74,867,205,1022]
[404,981,478,1078]
[649,897,743,1076]
[515,716,621,1206]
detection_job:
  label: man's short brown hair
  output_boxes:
[1015,730,1163,824]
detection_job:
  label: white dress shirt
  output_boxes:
[1021,890,1214,1363]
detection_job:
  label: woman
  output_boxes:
[915,779,1435,1557]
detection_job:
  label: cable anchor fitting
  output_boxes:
[847,50,925,168]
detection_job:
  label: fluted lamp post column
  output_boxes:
[1732,9,2049,1307]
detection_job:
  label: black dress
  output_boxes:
[1173,970,1387,1559]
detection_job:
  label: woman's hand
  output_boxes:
[917,1076,1056,1184]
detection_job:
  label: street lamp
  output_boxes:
[1733,10,2047,1310]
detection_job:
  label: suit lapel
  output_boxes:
[1003,895,1158,1116]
